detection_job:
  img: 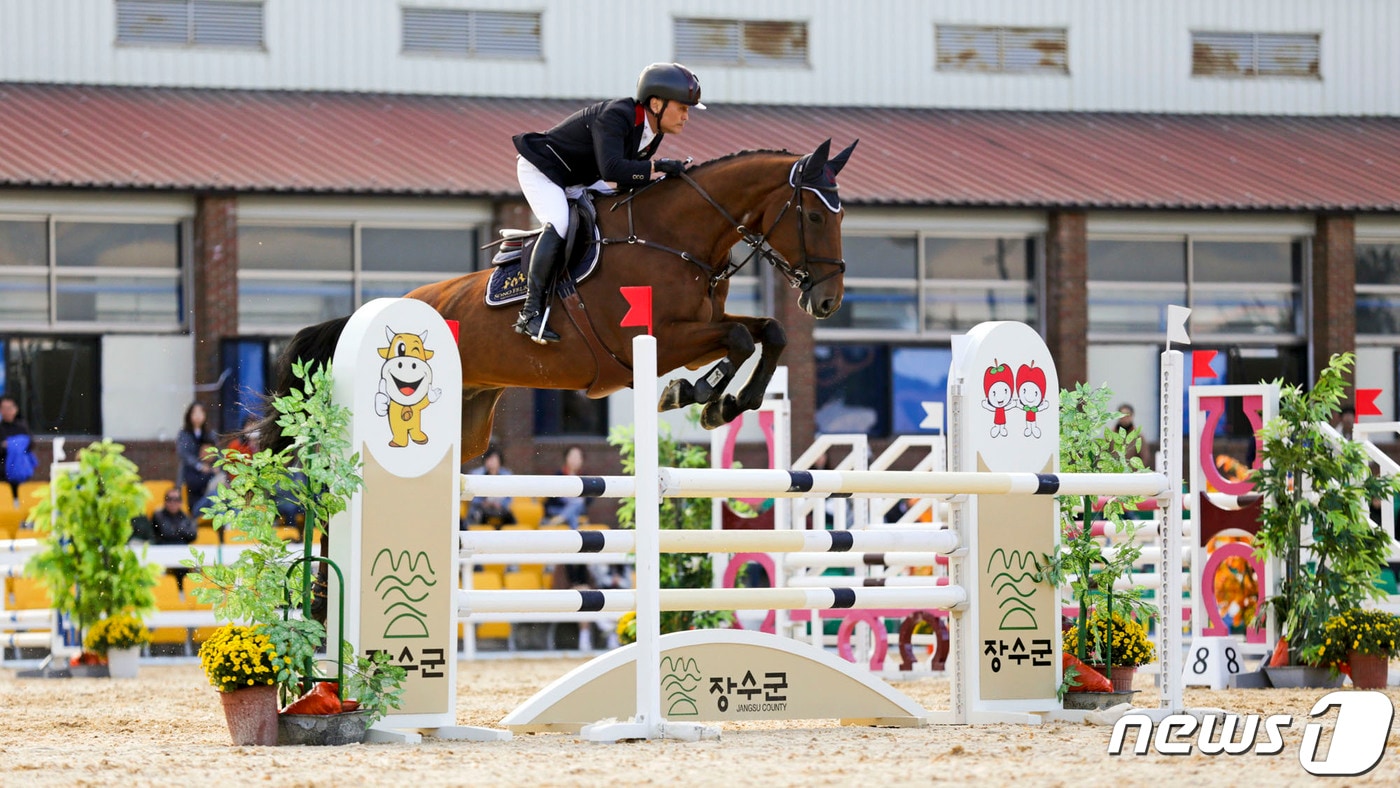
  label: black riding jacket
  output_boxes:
[513,98,662,190]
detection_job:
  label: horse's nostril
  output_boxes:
[820,297,836,314]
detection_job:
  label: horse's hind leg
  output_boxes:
[460,387,505,461]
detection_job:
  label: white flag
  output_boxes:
[1166,305,1191,345]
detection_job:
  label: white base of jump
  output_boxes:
[366,725,513,744]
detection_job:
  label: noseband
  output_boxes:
[603,160,846,295]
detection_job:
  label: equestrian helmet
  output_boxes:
[636,63,705,109]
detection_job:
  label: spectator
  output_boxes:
[464,444,516,528]
[1,394,35,500]
[545,445,592,590]
[151,488,197,589]
[544,445,589,528]
[152,489,198,545]
[176,402,218,516]
[1114,403,1153,469]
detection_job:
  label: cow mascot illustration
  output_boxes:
[374,327,443,447]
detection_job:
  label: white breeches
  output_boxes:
[517,156,570,238]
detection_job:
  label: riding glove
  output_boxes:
[654,158,686,176]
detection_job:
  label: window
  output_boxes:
[1087,237,1303,340]
[236,223,480,334]
[0,217,185,330]
[535,390,608,437]
[923,237,1038,331]
[116,0,264,49]
[1191,32,1320,78]
[402,8,542,59]
[1356,242,1400,338]
[936,25,1068,74]
[674,18,808,67]
[823,233,1039,338]
[815,344,890,436]
[0,336,102,435]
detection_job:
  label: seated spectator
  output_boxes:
[151,488,197,589]
[464,444,516,529]
[152,489,198,545]
[544,445,589,529]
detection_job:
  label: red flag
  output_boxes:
[620,286,653,335]
[444,319,460,344]
[1192,350,1219,382]
[1356,388,1383,417]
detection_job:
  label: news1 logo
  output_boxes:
[1108,691,1394,776]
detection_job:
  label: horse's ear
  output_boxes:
[802,139,832,183]
[828,139,858,176]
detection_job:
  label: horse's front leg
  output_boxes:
[698,316,786,429]
[656,322,755,417]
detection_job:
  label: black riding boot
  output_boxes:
[514,224,564,344]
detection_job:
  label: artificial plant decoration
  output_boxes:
[1252,352,1400,666]
[1038,383,1154,668]
[609,419,733,635]
[27,440,159,643]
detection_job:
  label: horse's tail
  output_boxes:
[254,315,352,452]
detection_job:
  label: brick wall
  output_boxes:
[192,195,239,430]
[1045,210,1088,387]
[1311,214,1357,384]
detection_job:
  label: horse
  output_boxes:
[262,138,857,461]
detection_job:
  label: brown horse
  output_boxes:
[265,139,857,460]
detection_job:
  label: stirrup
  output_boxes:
[515,310,559,344]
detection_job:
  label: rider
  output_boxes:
[510,62,704,344]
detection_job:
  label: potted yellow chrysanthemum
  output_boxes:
[1063,609,1156,693]
[198,623,287,746]
[83,612,151,680]
[1316,608,1400,689]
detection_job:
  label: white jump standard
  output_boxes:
[328,298,1186,742]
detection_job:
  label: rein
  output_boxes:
[600,160,846,295]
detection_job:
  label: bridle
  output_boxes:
[601,157,847,295]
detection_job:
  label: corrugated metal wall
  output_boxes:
[1,0,1396,114]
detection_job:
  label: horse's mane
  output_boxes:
[689,148,795,172]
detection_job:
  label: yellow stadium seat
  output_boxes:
[15,481,49,519]
[579,523,611,531]
[149,627,189,646]
[152,574,184,611]
[11,577,52,609]
[499,523,537,531]
[539,523,571,531]
[504,570,543,590]
[468,572,510,640]
[193,525,220,545]
[511,497,544,527]
[0,507,23,540]
[466,524,495,532]
[472,568,505,589]
[0,484,14,509]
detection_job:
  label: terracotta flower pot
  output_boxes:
[1348,651,1390,690]
[219,684,280,746]
[1088,665,1138,694]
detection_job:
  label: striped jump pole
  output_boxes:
[658,468,1170,499]
[460,474,636,500]
[780,552,949,569]
[459,585,968,615]
[460,528,960,556]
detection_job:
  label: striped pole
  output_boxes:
[658,468,1170,498]
[784,575,952,589]
[458,585,968,614]
[782,552,949,569]
[459,529,960,556]
[460,474,636,500]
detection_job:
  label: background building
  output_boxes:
[1,0,1398,483]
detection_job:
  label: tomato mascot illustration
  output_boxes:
[982,360,1015,438]
[1015,362,1048,438]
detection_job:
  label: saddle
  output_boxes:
[483,193,632,397]
[485,197,602,307]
